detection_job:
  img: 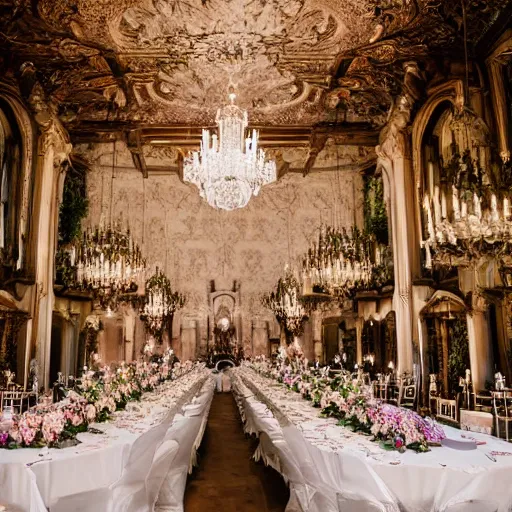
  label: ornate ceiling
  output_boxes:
[0,0,510,168]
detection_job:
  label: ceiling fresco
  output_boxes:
[0,0,510,166]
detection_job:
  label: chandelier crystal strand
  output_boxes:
[183,93,276,210]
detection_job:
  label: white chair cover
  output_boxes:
[121,439,180,512]
[0,463,47,512]
[281,425,400,512]
[156,415,203,512]
[51,415,171,512]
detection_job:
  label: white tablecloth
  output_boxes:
[0,369,214,511]
[231,367,512,512]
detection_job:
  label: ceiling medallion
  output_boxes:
[183,90,276,210]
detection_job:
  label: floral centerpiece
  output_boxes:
[248,356,445,453]
[0,349,199,449]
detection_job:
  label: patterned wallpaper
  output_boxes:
[80,141,364,355]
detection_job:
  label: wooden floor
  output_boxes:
[184,393,289,512]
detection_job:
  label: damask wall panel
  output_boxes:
[83,142,363,355]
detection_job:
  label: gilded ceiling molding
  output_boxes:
[486,29,512,162]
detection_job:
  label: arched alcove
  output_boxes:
[420,291,469,398]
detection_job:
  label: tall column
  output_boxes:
[376,64,422,374]
[466,294,494,392]
[30,114,72,388]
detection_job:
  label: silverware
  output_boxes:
[485,453,497,462]
[26,458,52,467]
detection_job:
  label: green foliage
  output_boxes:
[447,316,470,395]
[58,158,89,245]
[364,174,389,246]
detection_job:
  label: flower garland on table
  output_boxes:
[247,356,445,453]
[0,352,202,449]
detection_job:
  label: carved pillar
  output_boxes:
[466,294,494,392]
[28,85,72,388]
[376,72,421,374]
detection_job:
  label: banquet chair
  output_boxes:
[0,463,47,512]
[50,415,172,512]
[271,437,318,512]
[282,426,400,512]
[1,391,34,414]
[493,391,512,441]
[398,383,417,409]
[156,414,204,511]
[117,439,180,512]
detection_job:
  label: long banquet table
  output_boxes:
[231,366,512,512]
[0,367,215,512]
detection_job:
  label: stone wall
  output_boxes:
[80,141,365,358]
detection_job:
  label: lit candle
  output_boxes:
[441,189,447,219]
[473,193,482,220]
[461,199,467,219]
[491,193,499,223]
[452,186,460,220]
[423,194,435,240]
[424,242,432,269]
[433,186,441,225]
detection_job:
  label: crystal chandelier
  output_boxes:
[262,266,308,338]
[302,226,374,298]
[183,91,277,210]
[140,268,186,343]
[70,224,145,308]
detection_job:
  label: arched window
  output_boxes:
[0,99,23,271]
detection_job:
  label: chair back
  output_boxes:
[1,391,34,414]
[0,463,47,512]
[145,440,180,508]
[112,415,171,494]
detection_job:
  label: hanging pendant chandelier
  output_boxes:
[262,266,308,338]
[302,225,374,298]
[140,268,186,343]
[183,90,277,210]
[70,224,145,308]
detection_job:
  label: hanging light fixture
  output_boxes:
[183,88,277,210]
[71,223,145,308]
[262,266,308,339]
[68,141,146,309]
[302,225,374,298]
[140,267,186,343]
